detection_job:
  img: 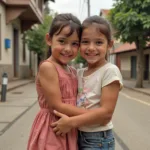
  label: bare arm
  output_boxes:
[39,62,87,116]
[69,81,120,126]
[51,81,120,135]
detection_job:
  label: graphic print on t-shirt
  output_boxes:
[77,87,92,108]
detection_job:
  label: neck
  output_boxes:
[48,57,67,69]
[88,60,107,70]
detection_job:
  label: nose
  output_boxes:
[64,44,72,53]
[88,43,95,52]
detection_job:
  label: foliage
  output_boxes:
[25,15,53,58]
[74,52,87,65]
[108,0,150,45]
[108,0,150,87]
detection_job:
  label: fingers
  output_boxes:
[60,133,65,137]
[56,130,62,136]
[53,127,59,133]
[53,110,64,118]
[51,122,57,127]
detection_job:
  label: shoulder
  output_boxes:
[104,63,121,75]
[102,63,123,88]
[39,61,57,77]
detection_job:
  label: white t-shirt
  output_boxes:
[77,63,123,132]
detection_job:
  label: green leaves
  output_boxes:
[74,52,86,65]
[25,15,53,56]
[108,0,150,45]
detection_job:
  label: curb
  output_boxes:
[0,100,37,136]
[124,86,150,96]
[0,80,36,135]
[7,80,34,92]
[0,80,34,93]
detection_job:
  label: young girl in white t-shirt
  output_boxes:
[51,15,123,150]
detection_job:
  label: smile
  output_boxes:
[60,53,72,57]
[85,53,99,56]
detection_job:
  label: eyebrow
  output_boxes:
[58,37,79,42]
[81,37,105,41]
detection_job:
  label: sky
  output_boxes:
[49,0,114,21]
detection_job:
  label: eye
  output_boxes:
[58,39,65,44]
[96,41,103,45]
[72,42,79,47]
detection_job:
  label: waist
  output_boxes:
[78,121,113,132]
[78,129,113,138]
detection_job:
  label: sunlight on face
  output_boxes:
[80,24,112,65]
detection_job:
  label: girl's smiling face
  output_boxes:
[46,25,80,65]
[80,24,113,66]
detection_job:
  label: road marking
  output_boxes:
[120,92,150,106]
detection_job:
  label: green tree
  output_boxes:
[25,2,56,64]
[108,0,150,88]
[25,15,53,61]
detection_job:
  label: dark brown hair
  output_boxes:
[47,13,82,57]
[82,15,112,43]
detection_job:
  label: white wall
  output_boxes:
[0,4,30,66]
[119,51,137,71]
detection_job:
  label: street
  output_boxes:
[0,83,150,150]
[113,88,150,150]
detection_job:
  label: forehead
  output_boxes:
[82,24,106,38]
[56,25,78,39]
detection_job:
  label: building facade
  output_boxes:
[0,0,54,82]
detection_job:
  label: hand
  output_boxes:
[51,110,73,136]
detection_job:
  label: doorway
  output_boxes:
[13,28,19,77]
[144,54,149,80]
[131,56,137,79]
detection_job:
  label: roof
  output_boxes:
[112,43,136,54]
[100,9,110,16]
[111,42,150,54]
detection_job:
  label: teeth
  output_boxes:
[61,54,71,57]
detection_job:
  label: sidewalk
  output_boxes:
[0,79,34,93]
[0,79,149,150]
[123,80,150,96]
[0,79,35,135]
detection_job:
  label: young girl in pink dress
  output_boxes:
[27,13,88,150]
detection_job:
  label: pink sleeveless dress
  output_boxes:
[27,60,78,150]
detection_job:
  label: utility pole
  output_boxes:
[87,0,90,17]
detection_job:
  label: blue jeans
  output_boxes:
[78,130,115,150]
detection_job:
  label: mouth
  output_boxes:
[85,53,99,56]
[60,53,73,58]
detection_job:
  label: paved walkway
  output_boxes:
[0,79,149,150]
[123,80,150,96]
[0,79,34,93]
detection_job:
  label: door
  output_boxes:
[144,54,149,80]
[131,56,137,79]
[13,29,19,77]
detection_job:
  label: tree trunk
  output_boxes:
[135,37,144,88]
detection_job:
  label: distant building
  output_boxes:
[0,0,55,82]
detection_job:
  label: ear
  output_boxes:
[45,33,52,46]
[108,40,114,49]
